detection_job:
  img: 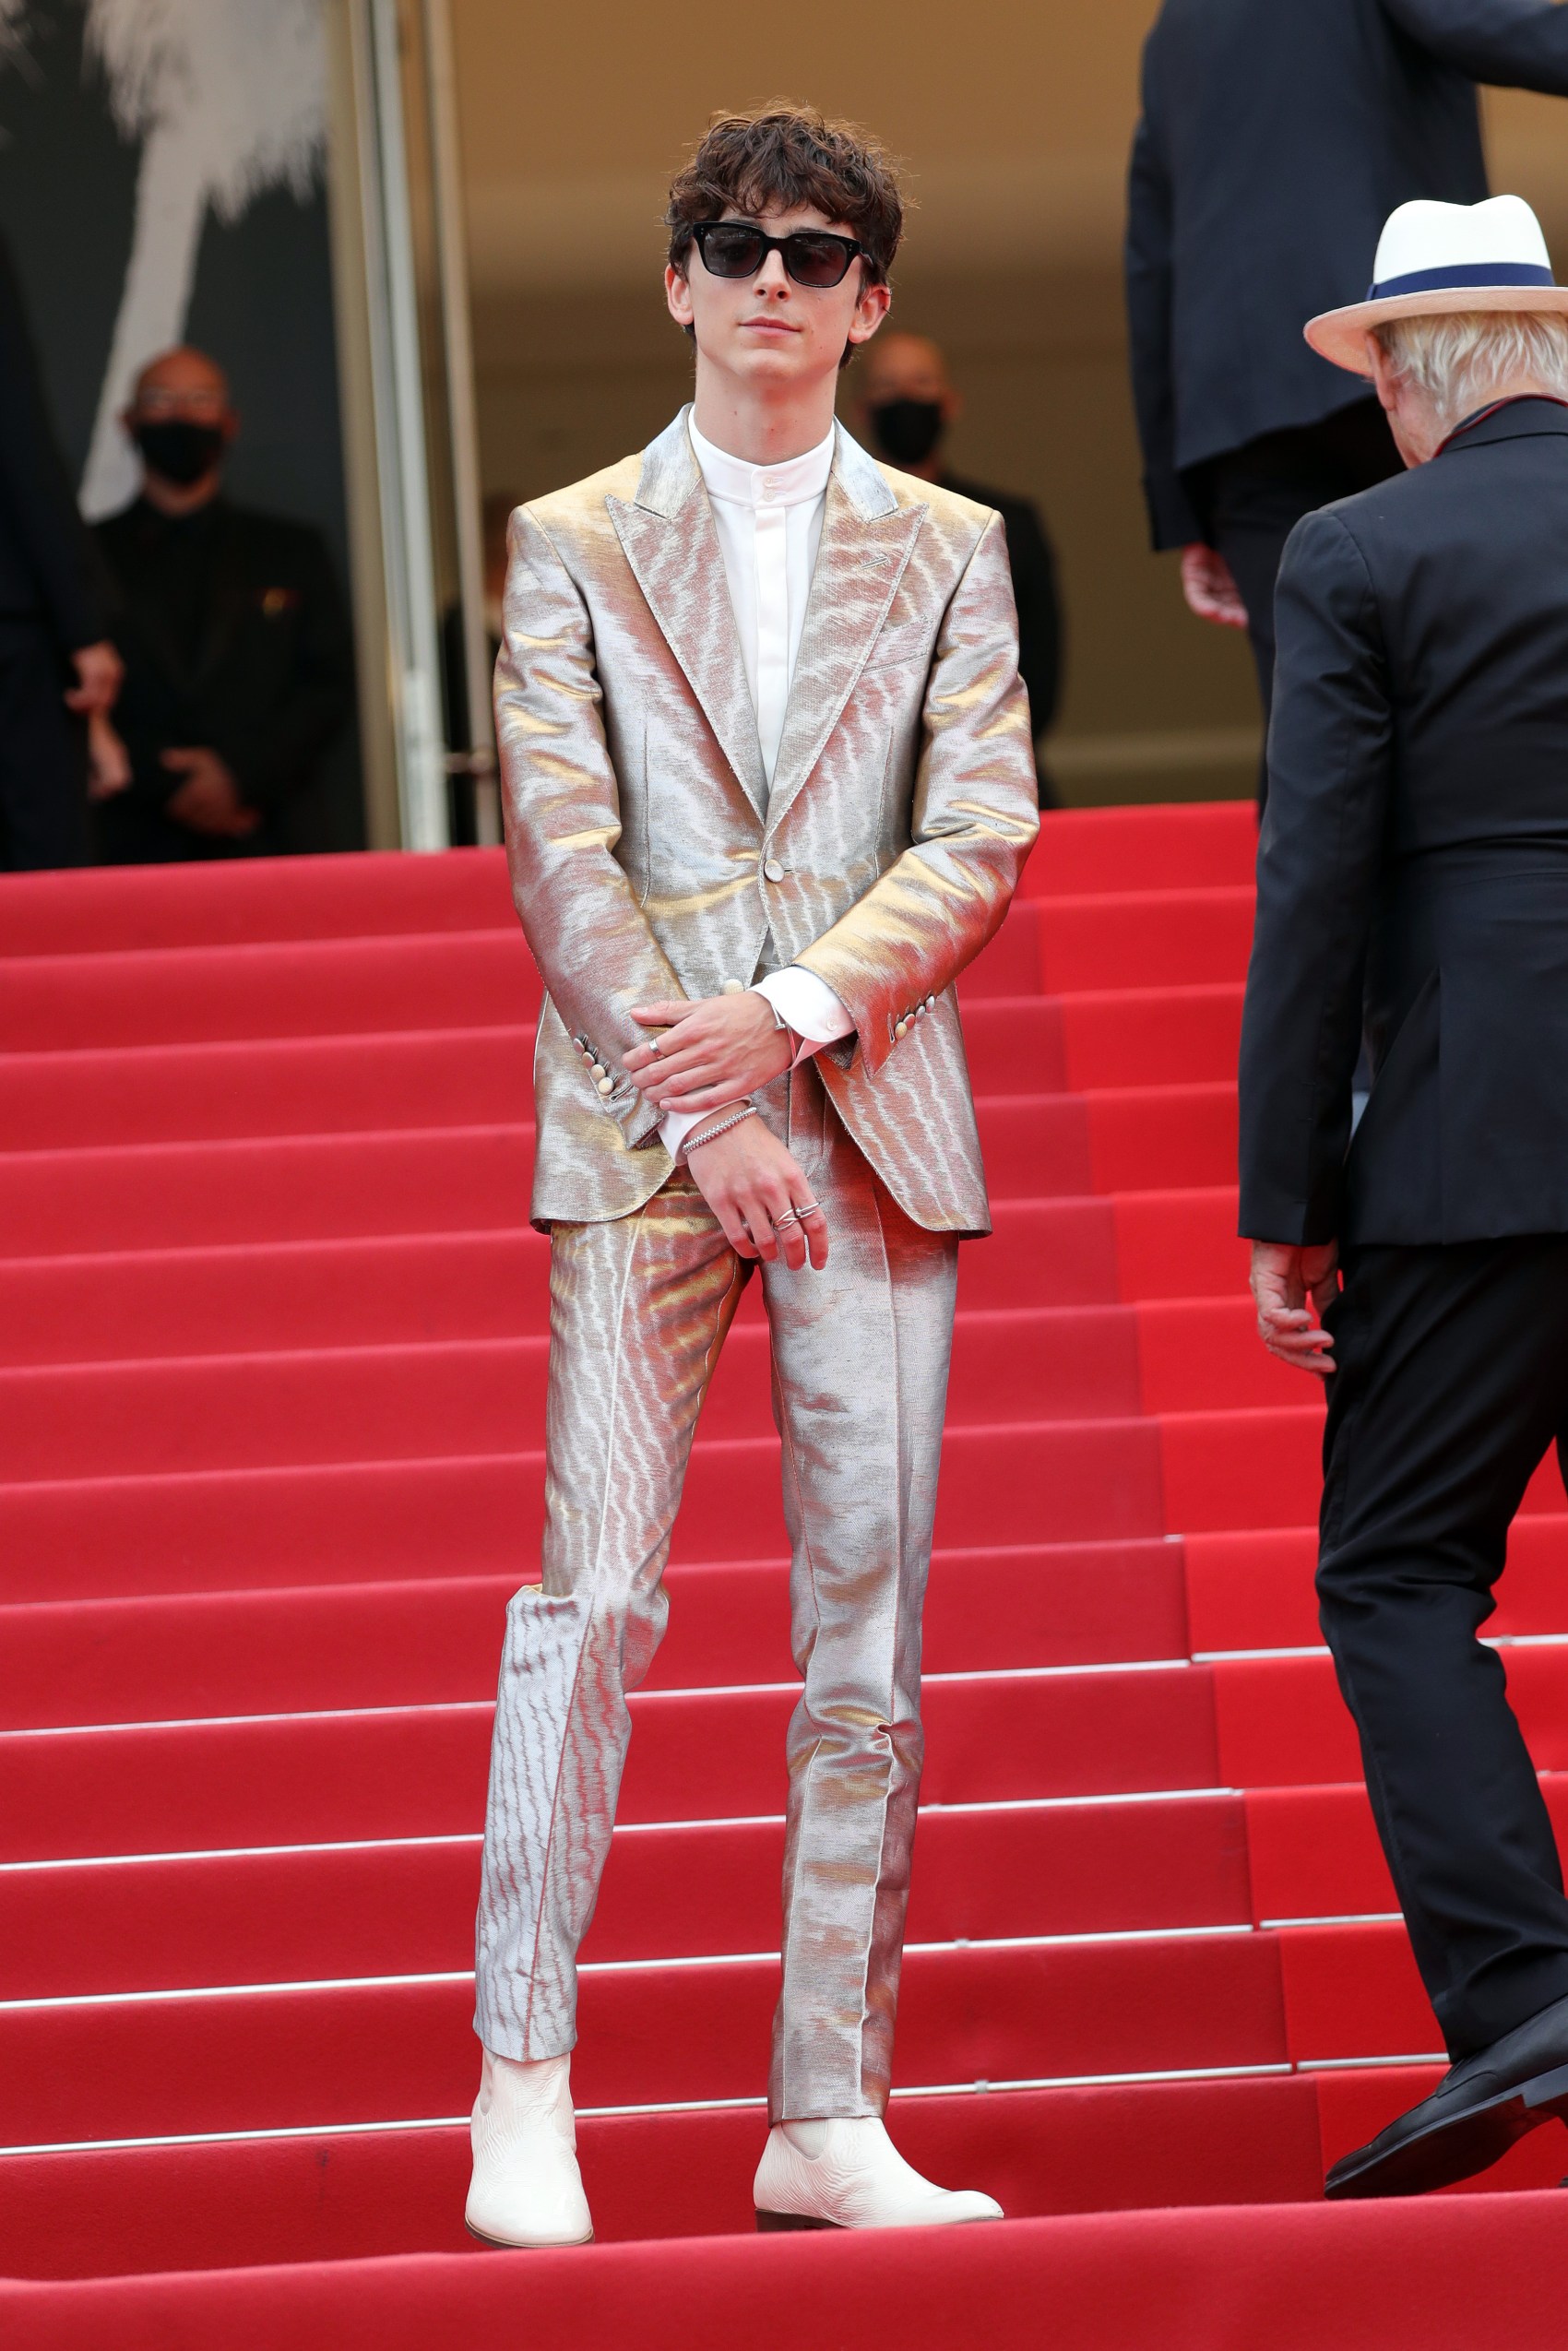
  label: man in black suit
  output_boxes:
[92,345,353,863]
[1239,195,1568,2199]
[854,332,1063,803]
[1127,0,1568,800]
[0,232,123,868]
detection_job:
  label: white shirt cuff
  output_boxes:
[752,968,854,1063]
[659,1104,710,1158]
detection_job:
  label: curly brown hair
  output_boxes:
[666,103,905,289]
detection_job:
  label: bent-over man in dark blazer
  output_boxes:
[1128,0,1568,796]
[1239,196,1568,2199]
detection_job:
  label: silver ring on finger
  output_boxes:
[774,1208,801,1231]
[796,1200,824,1219]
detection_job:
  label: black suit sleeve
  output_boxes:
[0,241,110,650]
[1125,94,1205,552]
[1238,512,1393,1244]
[1004,497,1062,737]
[216,533,354,812]
[1382,0,1568,89]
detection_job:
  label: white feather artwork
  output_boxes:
[77,0,327,518]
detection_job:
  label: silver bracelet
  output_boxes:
[684,1102,758,1154]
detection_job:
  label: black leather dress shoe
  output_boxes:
[1325,1991,1568,2198]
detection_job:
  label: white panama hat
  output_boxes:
[1305,194,1568,375]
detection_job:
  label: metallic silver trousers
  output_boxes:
[473,1066,959,2120]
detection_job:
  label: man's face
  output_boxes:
[666,203,890,393]
[124,348,236,489]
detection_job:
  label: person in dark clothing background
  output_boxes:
[855,331,1063,804]
[1126,0,1568,802]
[91,345,353,863]
[0,231,124,870]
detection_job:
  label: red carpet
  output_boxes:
[3,801,1566,2336]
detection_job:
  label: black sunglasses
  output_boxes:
[690,220,864,290]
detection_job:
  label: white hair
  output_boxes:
[1373,310,1568,432]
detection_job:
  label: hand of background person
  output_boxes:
[160,746,260,838]
[684,1111,828,1271]
[1250,1240,1339,1376]
[625,991,792,1112]
[65,638,124,716]
[1181,543,1250,630]
[85,711,132,801]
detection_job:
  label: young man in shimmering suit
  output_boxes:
[466,105,1039,2246]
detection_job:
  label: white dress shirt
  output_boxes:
[657,419,856,1158]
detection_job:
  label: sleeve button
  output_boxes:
[925,993,937,1009]
[720,979,744,995]
[895,1018,909,1039]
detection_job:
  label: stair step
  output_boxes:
[0,2070,1323,2279]
[0,1665,1220,1862]
[0,1416,1174,1605]
[0,932,542,1053]
[0,1193,1253,1370]
[0,1087,1238,1257]
[1017,802,1258,900]
[0,1300,1303,1488]
[8,2179,1568,2350]
[1212,1646,1568,1787]
[0,1538,1190,1726]
[0,1932,1289,2146]
[0,893,1253,1060]
[1183,1518,1568,1653]
[0,846,517,960]
[0,806,1257,967]
[0,990,1247,1151]
[2,1794,1251,2001]
[1245,1774,1568,1925]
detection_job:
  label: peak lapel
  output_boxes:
[607,410,767,821]
[765,429,923,835]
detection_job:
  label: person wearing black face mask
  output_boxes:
[855,331,1062,805]
[89,344,352,862]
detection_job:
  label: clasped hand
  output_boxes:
[624,992,826,1271]
[624,991,791,1114]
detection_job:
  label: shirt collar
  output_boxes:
[688,416,836,509]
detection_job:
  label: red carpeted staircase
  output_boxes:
[2,803,1565,2348]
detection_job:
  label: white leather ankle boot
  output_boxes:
[465,2048,593,2249]
[753,2116,1004,2230]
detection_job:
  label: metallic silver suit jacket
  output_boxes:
[494,407,1039,1235]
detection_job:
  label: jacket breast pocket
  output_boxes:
[862,622,931,673]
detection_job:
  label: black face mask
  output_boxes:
[868,398,944,467]
[134,419,225,488]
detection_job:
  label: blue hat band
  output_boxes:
[1366,260,1556,300]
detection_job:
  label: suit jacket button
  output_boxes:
[763,857,785,883]
[720,979,744,994]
